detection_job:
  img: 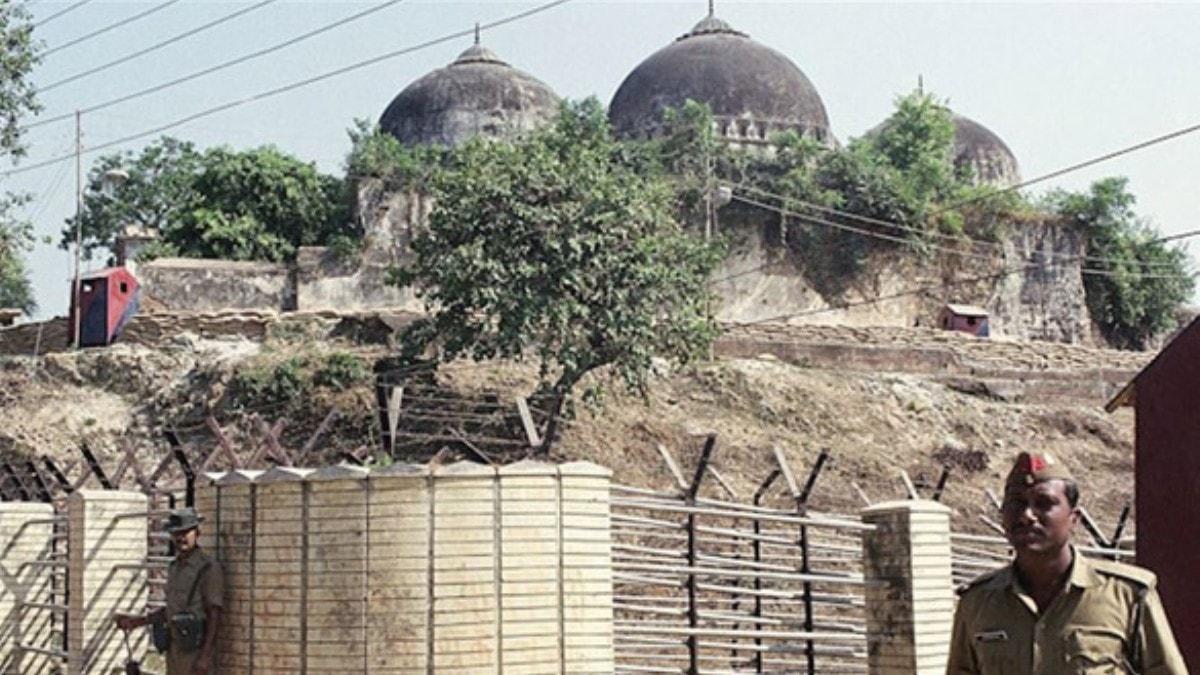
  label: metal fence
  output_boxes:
[610,440,873,674]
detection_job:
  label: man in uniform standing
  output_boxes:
[116,507,225,674]
[947,452,1187,674]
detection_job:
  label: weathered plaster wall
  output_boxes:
[293,180,431,312]
[128,178,1092,344]
[990,219,1091,343]
[709,206,1092,343]
[139,258,292,312]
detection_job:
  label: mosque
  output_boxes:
[129,6,1090,345]
[376,7,1022,187]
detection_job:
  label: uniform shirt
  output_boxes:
[947,550,1188,674]
[164,547,224,674]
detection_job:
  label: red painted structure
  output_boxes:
[940,303,989,338]
[1106,315,1200,671]
[69,267,140,347]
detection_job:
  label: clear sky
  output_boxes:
[10,0,1200,319]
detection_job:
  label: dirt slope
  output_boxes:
[0,318,1140,537]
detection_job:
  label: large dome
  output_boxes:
[380,41,560,147]
[608,13,833,147]
[950,114,1021,187]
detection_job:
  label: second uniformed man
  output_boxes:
[116,507,225,675]
[947,452,1188,674]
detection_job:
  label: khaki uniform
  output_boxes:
[947,550,1188,674]
[163,547,224,674]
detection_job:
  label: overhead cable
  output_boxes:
[731,192,1196,282]
[940,120,1200,213]
[28,0,406,131]
[33,0,94,28]
[42,0,184,58]
[1155,228,1200,244]
[730,181,1190,270]
[3,0,575,178]
[40,0,279,93]
[743,254,1193,326]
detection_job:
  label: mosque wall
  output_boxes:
[709,205,1092,343]
[139,258,293,313]
[293,182,430,313]
[989,219,1092,343]
[128,178,1090,344]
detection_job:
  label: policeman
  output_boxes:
[946,452,1187,674]
[116,507,225,675]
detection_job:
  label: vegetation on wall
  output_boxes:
[1044,178,1194,349]
[638,92,1031,295]
[345,119,444,190]
[65,137,351,264]
[0,2,40,314]
[642,92,1191,345]
[392,99,725,451]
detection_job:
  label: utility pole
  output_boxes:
[72,110,82,349]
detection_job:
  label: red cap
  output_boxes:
[1005,451,1073,488]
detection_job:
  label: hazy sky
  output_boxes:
[10,0,1200,319]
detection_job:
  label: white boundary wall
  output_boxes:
[197,460,615,674]
[0,502,58,674]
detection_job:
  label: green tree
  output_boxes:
[0,2,40,314]
[854,89,962,231]
[394,99,724,452]
[65,138,350,263]
[1046,177,1194,349]
[0,201,36,313]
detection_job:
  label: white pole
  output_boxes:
[72,110,82,349]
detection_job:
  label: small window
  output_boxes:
[119,282,129,294]
[967,317,977,326]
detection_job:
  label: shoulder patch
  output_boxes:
[956,567,1007,596]
[1091,559,1157,589]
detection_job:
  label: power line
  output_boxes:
[741,249,1187,326]
[731,192,1003,265]
[42,0,184,58]
[731,192,1196,282]
[730,181,1190,271]
[940,120,1200,213]
[23,142,73,223]
[1155,229,1200,245]
[28,0,406,131]
[33,0,95,28]
[39,0,279,93]
[748,256,1192,326]
[743,266,1033,325]
[3,0,576,178]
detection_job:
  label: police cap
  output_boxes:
[1005,451,1073,489]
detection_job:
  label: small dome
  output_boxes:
[380,41,560,147]
[608,13,833,147]
[951,114,1021,187]
[864,109,1021,187]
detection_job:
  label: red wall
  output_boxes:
[945,314,989,337]
[105,268,137,336]
[1135,322,1200,670]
